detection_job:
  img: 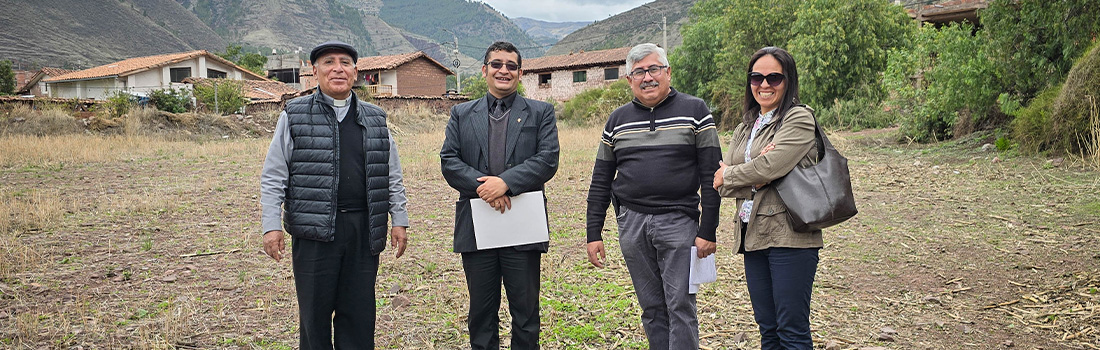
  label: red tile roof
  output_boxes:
[45,50,268,83]
[17,67,76,93]
[521,47,631,74]
[356,51,453,74]
[184,77,301,102]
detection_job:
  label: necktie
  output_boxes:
[490,100,505,121]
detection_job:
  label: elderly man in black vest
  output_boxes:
[260,40,409,350]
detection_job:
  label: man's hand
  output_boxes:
[712,161,727,190]
[587,241,606,268]
[695,237,716,258]
[390,226,408,258]
[489,196,512,214]
[263,230,286,262]
[475,176,509,202]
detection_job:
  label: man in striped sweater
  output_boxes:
[585,43,722,350]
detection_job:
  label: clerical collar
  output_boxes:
[333,97,350,107]
[320,91,352,107]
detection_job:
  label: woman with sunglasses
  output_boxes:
[712,46,822,349]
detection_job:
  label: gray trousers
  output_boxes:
[617,207,699,350]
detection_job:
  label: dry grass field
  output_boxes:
[1,106,1099,349]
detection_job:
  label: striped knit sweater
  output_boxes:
[585,88,722,243]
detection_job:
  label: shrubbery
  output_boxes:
[885,23,1001,142]
[1012,42,1100,155]
[148,88,191,113]
[558,80,632,125]
[193,80,246,115]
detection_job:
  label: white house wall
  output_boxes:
[48,56,254,100]
[381,71,398,95]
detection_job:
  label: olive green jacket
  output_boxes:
[718,105,824,252]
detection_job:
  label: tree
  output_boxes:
[670,0,800,128]
[983,0,1100,101]
[0,60,15,95]
[886,24,1001,142]
[218,45,267,76]
[788,0,912,109]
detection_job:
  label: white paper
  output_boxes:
[471,191,550,250]
[689,246,717,294]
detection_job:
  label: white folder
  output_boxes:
[471,191,550,250]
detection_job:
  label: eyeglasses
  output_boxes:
[749,72,785,87]
[629,65,668,79]
[486,60,519,71]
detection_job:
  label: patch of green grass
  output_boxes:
[559,323,598,342]
[1075,200,1100,216]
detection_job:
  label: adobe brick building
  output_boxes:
[520,47,631,102]
[300,51,454,97]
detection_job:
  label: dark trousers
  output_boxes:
[292,210,379,350]
[461,248,541,350]
[743,247,819,350]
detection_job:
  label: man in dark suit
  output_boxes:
[440,41,559,350]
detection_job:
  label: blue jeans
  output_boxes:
[743,247,819,350]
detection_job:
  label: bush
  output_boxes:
[101,91,135,119]
[558,80,633,125]
[816,81,895,131]
[1049,42,1100,154]
[886,23,1001,142]
[1011,84,1061,154]
[148,88,191,113]
[0,60,14,95]
[193,80,246,115]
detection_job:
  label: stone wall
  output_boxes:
[522,64,626,102]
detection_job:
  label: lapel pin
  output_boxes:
[517,118,522,122]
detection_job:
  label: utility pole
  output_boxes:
[661,15,667,49]
[639,4,667,49]
[443,29,461,93]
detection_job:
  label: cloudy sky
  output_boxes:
[479,0,654,22]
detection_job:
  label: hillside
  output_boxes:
[0,0,226,68]
[0,0,543,70]
[379,0,544,59]
[513,17,591,49]
[546,0,697,56]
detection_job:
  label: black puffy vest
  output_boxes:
[283,91,391,254]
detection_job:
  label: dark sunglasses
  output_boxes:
[486,60,519,71]
[749,72,785,86]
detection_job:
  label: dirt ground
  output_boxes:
[1,122,1098,349]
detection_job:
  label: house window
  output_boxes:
[207,69,227,79]
[573,71,587,83]
[604,68,619,81]
[170,67,191,83]
[538,74,551,88]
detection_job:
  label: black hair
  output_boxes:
[742,47,800,125]
[483,41,522,68]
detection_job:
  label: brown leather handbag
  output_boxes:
[771,111,858,232]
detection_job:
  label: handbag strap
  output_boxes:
[772,105,826,162]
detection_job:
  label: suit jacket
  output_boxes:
[440,94,560,253]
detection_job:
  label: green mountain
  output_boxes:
[378,0,545,60]
[545,0,698,56]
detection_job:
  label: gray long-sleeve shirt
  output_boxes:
[259,93,409,234]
